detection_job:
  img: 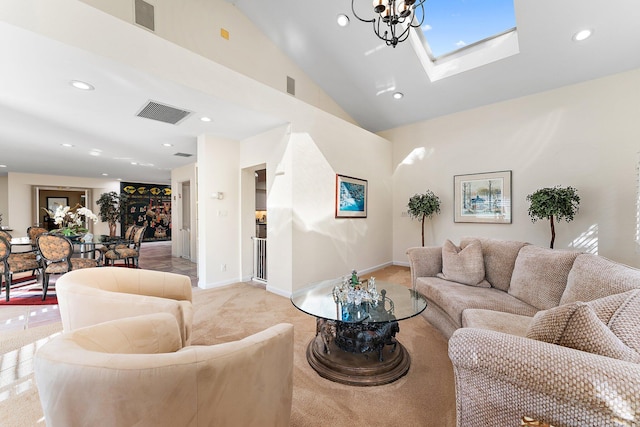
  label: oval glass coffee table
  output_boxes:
[291,279,427,386]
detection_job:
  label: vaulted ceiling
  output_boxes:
[1,0,639,183]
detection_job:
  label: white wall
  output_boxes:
[382,68,640,267]
[6,172,120,236]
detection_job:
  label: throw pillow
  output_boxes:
[436,239,490,288]
[526,291,640,363]
[508,246,579,310]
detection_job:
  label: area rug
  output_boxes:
[0,280,56,306]
[0,277,456,426]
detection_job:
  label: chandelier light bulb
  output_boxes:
[397,1,412,18]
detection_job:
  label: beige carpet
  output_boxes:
[0,267,456,426]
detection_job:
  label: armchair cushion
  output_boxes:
[526,290,640,363]
[436,239,490,288]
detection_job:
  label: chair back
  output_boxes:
[0,236,10,262]
[0,230,12,241]
[37,234,73,263]
[123,225,137,241]
[132,226,147,249]
[27,226,48,243]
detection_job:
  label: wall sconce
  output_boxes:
[212,192,224,200]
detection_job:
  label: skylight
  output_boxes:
[417,0,516,59]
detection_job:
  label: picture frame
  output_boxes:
[47,197,68,213]
[454,170,512,223]
[335,174,367,218]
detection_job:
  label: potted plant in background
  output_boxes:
[96,191,128,237]
[526,185,580,249]
[407,190,441,246]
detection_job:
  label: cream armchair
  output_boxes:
[56,267,193,345]
[35,313,294,427]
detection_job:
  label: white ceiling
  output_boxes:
[2,0,640,183]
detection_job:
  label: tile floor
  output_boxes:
[0,241,197,333]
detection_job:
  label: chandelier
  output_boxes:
[351,0,426,48]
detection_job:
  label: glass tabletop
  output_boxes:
[291,279,427,324]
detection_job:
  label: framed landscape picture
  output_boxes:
[47,197,68,213]
[454,170,512,223]
[335,174,367,218]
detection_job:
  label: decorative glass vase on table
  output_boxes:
[332,270,380,321]
[42,204,98,239]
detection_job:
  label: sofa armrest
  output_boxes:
[448,328,640,426]
[406,246,442,288]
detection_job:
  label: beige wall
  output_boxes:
[78,0,356,126]
[6,172,121,237]
[0,176,7,227]
[382,68,640,267]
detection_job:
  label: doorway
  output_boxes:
[33,186,92,231]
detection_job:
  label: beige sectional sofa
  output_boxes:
[407,237,640,426]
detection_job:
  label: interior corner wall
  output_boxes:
[382,68,640,268]
[196,134,241,289]
[171,162,197,262]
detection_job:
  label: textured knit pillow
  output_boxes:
[526,290,640,363]
[508,246,579,310]
[436,239,490,288]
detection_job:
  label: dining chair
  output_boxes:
[0,235,42,301]
[27,226,48,248]
[103,226,146,268]
[36,234,102,300]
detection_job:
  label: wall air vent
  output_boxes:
[286,76,295,96]
[174,152,193,157]
[135,0,155,31]
[136,101,192,125]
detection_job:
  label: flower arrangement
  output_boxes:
[43,204,98,236]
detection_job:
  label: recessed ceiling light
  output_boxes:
[200,116,212,122]
[0,165,6,168]
[393,92,404,99]
[101,173,108,176]
[162,143,173,147]
[573,29,593,42]
[70,80,95,91]
[337,14,350,27]
[89,149,102,156]
[61,143,74,148]
[131,162,138,165]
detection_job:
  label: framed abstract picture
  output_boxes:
[454,170,512,223]
[335,174,367,218]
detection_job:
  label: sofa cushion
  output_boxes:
[461,309,533,337]
[561,254,640,305]
[461,237,528,291]
[508,246,579,310]
[526,290,640,363]
[436,239,490,288]
[416,277,539,329]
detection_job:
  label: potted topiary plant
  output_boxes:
[526,185,580,249]
[96,191,128,237]
[407,190,441,246]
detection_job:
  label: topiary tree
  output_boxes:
[96,191,129,237]
[407,190,441,246]
[526,185,580,249]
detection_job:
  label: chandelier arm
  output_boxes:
[351,0,376,23]
[409,1,426,29]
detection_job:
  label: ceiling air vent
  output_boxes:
[136,101,192,125]
[135,0,155,31]
[174,152,193,157]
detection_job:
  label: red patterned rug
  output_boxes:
[0,276,57,306]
